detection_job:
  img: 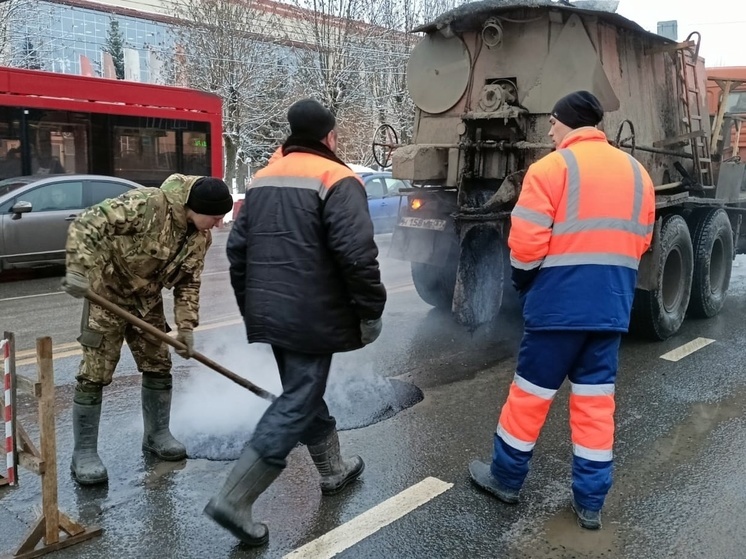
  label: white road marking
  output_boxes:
[660,337,715,362]
[283,477,453,559]
[3,317,244,369]
[0,291,67,303]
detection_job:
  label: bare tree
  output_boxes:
[167,0,290,190]
[281,0,407,163]
[1,0,49,68]
[364,0,421,150]
[288,0,372,114]
[0,0,21,65]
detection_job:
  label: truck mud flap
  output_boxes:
[452,223,505,330]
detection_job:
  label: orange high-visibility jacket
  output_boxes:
[509,127,656,331]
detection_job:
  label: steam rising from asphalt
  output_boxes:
[170,327,422,461]
[170,336,278,461]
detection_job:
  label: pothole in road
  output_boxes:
[183,378,423,461]
[332,378,424,430]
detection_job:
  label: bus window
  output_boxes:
[26,111,89,176]
[113,125,177,185]
[183,131,210,176]
[0,107,23,180]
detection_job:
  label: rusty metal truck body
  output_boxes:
[387,0,746,340]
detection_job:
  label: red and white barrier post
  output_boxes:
[2,336,15,486]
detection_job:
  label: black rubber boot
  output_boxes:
[204,445,281,547]
[308,429,364,495]
[468,460,520,504]
[571,498,602,530]
[141,383,187,461]
[71,401,108,485]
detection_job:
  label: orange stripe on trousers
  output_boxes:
[499,382,554,445]
[569,393,615,450]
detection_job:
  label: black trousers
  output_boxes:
[250,346,336,467]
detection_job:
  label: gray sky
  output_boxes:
[615,0,744,67]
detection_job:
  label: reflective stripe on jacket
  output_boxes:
[509,127,656,331]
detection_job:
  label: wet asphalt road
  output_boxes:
[1,228,746,558]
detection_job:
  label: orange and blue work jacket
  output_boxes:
[509,127,656,331]
[226,138,386,354]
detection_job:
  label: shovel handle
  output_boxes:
[84,290,276,402]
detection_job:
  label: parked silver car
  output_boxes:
[0,174,142,272]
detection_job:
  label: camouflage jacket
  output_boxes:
[65,174,212,330]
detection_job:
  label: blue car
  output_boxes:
[358,172,411,234]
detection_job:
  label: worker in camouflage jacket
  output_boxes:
[62,174,233,485]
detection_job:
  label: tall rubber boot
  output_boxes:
[71,400,108,485]
[141,379,187,461]
[308,429,364,495]
[204,445,281,547]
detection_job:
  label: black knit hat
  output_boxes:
[551,91,604,129]
[287,98,336,141]
[186,177,232,216]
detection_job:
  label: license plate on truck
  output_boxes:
[399,217,447,231]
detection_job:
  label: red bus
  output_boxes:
[0,66,222,187]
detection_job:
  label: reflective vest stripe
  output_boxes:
[249,176,329,198]
[511,205,554,228]
[496,423,535,452]
[514,374,558,400]
[510,254,543,270]
[553,218,654,237]
[560,149,582,221]
[570,382,615,396]
[555,150,651,240]
[573,444,613,462]
[542,253,641,269]
[253,151,361,193]
[497,381,554,448]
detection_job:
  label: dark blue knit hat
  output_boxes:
[552,91,604,129]
[287,98,336,141]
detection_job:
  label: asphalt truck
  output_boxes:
[375,0,746,340]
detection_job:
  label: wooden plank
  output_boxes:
[15,374,41,398]
[58,513,85,537]
[17,422,41,460]
[733,119,742,156]
[0,445,45,475]
[710,80,733,153]
[1,526,103,559]
[13,517,45,554]
[35,338,59,546]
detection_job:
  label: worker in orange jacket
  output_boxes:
[469,91,656,530]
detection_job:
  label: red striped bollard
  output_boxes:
[2,338,14,486]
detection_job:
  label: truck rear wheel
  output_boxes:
[630,214,693,340]
[411,261,457,310]
[688,208,733,318]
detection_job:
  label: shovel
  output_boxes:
[84,289,277,403]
